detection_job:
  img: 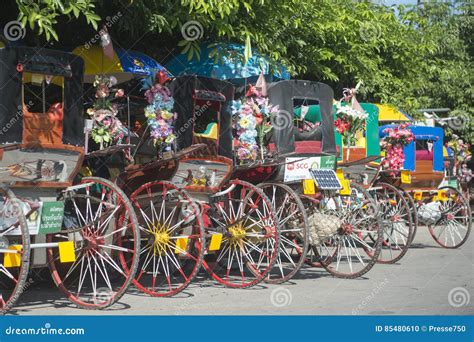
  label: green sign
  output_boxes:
[320,156,336,169]
[39,201,65,234]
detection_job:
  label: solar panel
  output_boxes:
[309,169,342,190]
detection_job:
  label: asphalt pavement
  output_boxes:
[10,225,474,316]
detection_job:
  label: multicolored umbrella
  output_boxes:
[165,43,290,85]
[72,45,171,83]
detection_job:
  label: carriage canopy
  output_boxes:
[170,75,235,158]
[267,80,336,155]
[0,47,84,147]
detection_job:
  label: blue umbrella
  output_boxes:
[165,43,290,85]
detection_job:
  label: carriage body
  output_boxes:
[0,47,85,188]
[379,125,445,190]
[0,47,142,312]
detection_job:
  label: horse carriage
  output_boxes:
[279,90,413,266]
[377,124,471,249]
[0,47,141,313]
[231,80,384,280]
[110,75,280,295]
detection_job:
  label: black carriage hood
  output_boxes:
[267,80,336,155]
[0,46,84,146]
[169,75,235,158]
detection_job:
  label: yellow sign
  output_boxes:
[58,241,76,263]
[401,170,411,184]
[209,233,223,251]
[4,245,22,268]
[303,179,316,195]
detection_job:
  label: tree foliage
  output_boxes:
[9,0,473,140]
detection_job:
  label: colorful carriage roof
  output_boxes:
[267,80,335,155]
[0,46,85,146]
[169,75,235,158]
[379,125,444,172]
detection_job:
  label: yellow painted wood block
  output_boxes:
[303,179,316,195]
[4,245,22,268]
[209,233,223,251]
[438,190,448,202]
[413,191,423,201]
[339,179,351,195]
[401,170,411,184]
[174,237,189,254]
[58,241,76,263]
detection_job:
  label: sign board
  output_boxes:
[38,201,65,235]
[284,156,335,182]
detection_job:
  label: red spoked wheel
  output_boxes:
[47,177,140,309]
[428,186,471,248]
[367,182,414,264]
[130,181,204,297]
[202,180,279,288]
[259,183,309,284]
[0,187,30,314]
[313,183,383,278]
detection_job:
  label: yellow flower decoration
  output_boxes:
[161,110,173,120]
[239,117,250,128]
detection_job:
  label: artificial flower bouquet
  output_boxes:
[232,85,278,163]
[334,101,368,160]
[143,72,177,156]
[87,75,126,149]
[380,123,415,173]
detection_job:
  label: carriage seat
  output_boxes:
[415,149,434,161]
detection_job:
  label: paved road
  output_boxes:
[10,226,474,316]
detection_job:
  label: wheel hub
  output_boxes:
[84,234,104,251]
[446,213,455,220]
[339,223,354,235]
[149,225,170,255]
[390,214,401,222]
[228,224,246,245]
